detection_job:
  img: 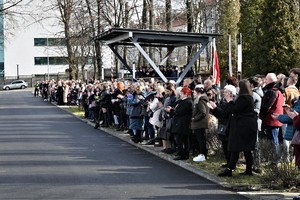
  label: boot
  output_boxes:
[94,122,100,129]
[116,125,124,131]
[241,154,253,175]
[133,130,143,143]
[101,113,109,127]
[218,168,232,177]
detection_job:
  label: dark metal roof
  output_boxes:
[95,28,221,47]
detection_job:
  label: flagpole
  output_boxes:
[212,38,215,78]
[228,35,232,77]
[237,33,242,80]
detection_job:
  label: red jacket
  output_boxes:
[260,82,284,127]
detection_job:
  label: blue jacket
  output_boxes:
[278,97,300,140]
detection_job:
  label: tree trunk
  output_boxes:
[166,0,172,66]
[186,0,193,64]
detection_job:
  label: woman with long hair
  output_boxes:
[218,80,258,177]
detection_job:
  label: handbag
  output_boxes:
[217,124,227,136]
[291,129,300,146]
[157,120,171,140]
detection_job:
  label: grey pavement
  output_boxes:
[0,88,251,200]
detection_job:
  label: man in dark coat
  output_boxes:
[259,73,284,165]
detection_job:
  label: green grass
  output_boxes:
[62,106,85,118]
[188,152,262,187]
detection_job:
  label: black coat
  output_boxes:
[170,97,193,135]
[227,95,258,152]
[211,98,234,126]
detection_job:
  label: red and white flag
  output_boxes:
[212,38,220,85]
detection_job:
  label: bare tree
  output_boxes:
[85,0,103,81]
[55,0,77,79]
[0,0,24,13]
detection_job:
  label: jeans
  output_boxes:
[265,126,281,163]
[253,131,261,169]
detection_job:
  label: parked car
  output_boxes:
[2,80,28,90]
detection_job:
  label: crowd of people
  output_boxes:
[34,68,300,178]
[135,65,195,79]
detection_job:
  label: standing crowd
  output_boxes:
[34,68,300,177]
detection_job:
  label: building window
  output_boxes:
[48,38,66,46]
[86,56,94,65]
[34,57,48,65]
[34,38,47,46]
[49,57,68,65]
[34,57,68,65]
[34,38,66,46]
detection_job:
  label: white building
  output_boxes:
[2,0,111,79]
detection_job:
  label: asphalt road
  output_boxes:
[0,89,249,200]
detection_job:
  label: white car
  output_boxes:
[3,80,28,90]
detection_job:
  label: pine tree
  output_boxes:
[217,0,240,80]
[238,0,265,77]
[258,0,300,75]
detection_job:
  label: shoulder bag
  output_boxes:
[291,129,300,146]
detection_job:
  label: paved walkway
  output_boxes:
[61,106,299,200]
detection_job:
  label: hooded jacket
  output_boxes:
[259,82,284,127]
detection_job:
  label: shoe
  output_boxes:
[163,148,176,154]
[94,123,100,129]
[193,154,206,162]
[173,155,188,161]
[144,141,155,145]
[161,149,167,153]
[132,136,143,143]
[116,128,124,131]
[218,168,232,177]
[239,170,253,176]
